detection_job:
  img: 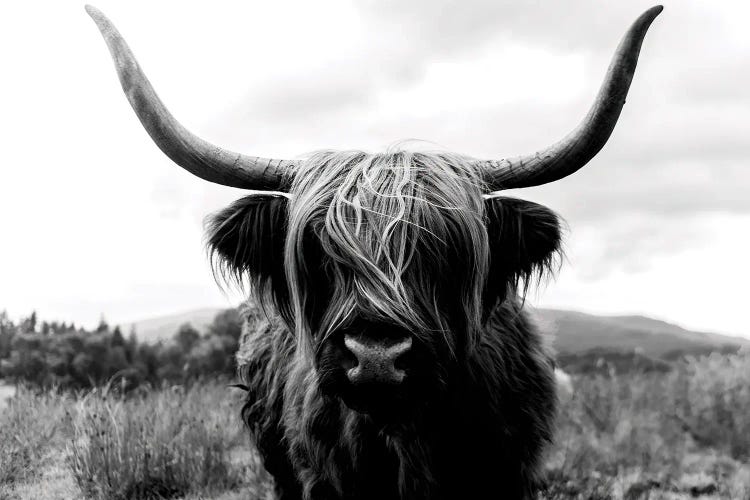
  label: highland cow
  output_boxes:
[87,5,662,499]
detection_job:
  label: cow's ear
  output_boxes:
[205,194,288,304]
[484,196,562,296]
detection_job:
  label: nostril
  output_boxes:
[393,348,412,372]
[392,336,412,356]
[390,337,412,371]
[338,339,358,371]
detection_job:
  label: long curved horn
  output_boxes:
[476,6,663,191]
[86,5,293,191]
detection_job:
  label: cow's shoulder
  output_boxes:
[236,306,302,497]
[455,299,556,494]
[236,302,293,367]
[236,305,295,403]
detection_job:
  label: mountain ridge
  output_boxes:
[533,308,747,356]
[125,306,749,356]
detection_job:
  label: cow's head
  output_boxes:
[203,150,563,415]
[87,5,661,417]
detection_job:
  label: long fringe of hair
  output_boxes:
[285,146,490,356]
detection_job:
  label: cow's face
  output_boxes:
[207,150,561,419]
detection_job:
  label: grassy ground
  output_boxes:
[1,351,749,499]
[541,352,750,499]
[0,381,273,500]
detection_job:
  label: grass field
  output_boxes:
[1,351,748,500]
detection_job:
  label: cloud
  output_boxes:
[356,0,648,58]
[215,0,749,227]
[242,65,377,120]
[538,212,750,337]
[559,212,712,282]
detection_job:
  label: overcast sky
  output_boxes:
[1,1,749,338]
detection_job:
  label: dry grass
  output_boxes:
[543,350,750,499]
[68,381,276,500]
[1,351,749,499]
[0,381,273,500]
[0,386,72,486]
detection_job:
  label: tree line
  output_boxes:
[0,307,255,390]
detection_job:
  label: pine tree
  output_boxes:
[96,315,109,333]
[111,326,126,347]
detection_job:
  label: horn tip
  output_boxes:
[628,6,663,42]
[84,4,100,18]
[644,5,664,21]
[85,5,111,30]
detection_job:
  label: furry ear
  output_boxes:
[484,196,563,300]
[205,194,289,309]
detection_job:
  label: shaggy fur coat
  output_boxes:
[237,298,556,500]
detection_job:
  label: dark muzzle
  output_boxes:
[343,334,412,386]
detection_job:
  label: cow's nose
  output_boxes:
[343,334,412,385]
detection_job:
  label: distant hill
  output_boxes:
[123,308,223,343]
[533,308,748,358]
[123,306,749,357]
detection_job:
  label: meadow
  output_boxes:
[0,350,748,500]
